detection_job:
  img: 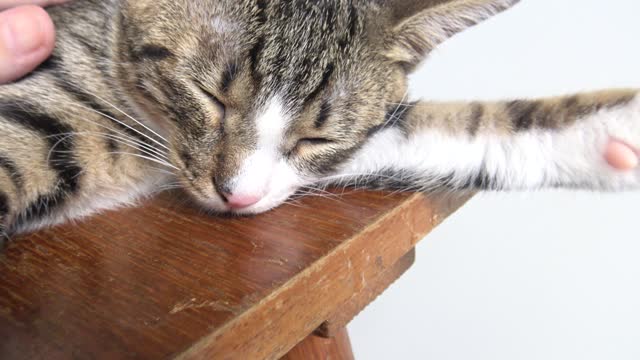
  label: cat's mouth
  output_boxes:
[176,153,307,215]
[191,191,297,215]
[181,176,301,215]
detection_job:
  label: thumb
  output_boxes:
[0,5,55,84]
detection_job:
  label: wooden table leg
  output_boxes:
[281,327,355,360]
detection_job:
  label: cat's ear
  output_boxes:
[383,0,519,70]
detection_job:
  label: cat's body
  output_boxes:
[0,0,638,236]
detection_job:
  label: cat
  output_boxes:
[0,0,638,236]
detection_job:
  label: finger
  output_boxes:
[0,5,55,84]
[605,140,638,171]
[0,0,70,10]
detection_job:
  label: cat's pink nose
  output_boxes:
[224,194,261,209]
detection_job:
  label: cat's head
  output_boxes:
[114,0,517,213]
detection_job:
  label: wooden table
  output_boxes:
[0,190,467,359]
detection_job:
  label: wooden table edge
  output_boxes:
[315,248,416,338]
[176,193,469,360]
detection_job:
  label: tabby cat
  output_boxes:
[0,0,638,235]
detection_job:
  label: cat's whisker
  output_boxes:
[106,152,180,170]
[293,184,355,202]
[384,102,416,107]
[45,131,173,167]
[155,185,183,192]
[315,171,432,194]
[104,133,170,161]
[296,186,345,200]
[57,106,170,160]
[292,190,324,199]
[382,91,410,128]
[294,192,347,203]
[319,172,396,183]
[281,199,306,209]
[157,184,182,189]
[60,81,170,145]
[344,171,455,193]
[81,127,169,162]
[98,131,169,161]
[62,101,171,151]
[147,168,178,177]
[298,185,338,196]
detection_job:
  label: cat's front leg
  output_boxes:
[335,90,640,192]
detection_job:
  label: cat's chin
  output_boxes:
[195,201,284,217]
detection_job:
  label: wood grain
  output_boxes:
[315,249,416,338]
[0,190,468,359]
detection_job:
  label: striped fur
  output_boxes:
[335,91,640,191]
[0,0,638,237]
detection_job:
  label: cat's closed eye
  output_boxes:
[290,137,335,156]
[195,82,226,116]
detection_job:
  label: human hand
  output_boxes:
[0,0,70,84]
[606,140,639,170]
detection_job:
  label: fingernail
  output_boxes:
[2,10,46,56]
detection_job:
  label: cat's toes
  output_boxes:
[605,140,639,170]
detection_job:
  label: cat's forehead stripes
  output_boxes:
[130,44,174,62]
[220,60,240,93]
[314,99,332,129]
[248,37,265,82]
[304,63,336,106]
[241,1,365,106]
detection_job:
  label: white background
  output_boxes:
[349,0,640,359]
